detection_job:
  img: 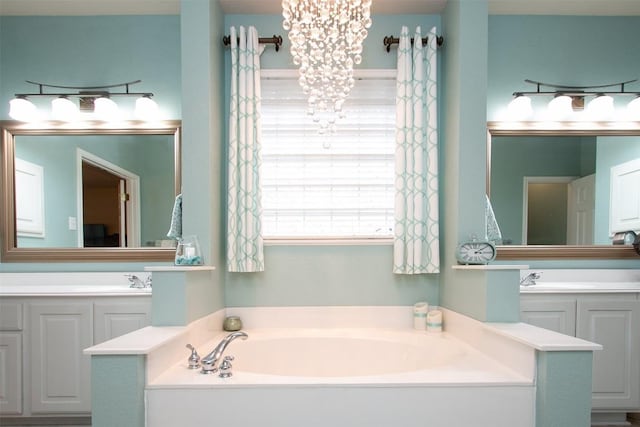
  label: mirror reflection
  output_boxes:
[487,123,640,259]
[2,121,181,262]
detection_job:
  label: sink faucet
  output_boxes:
[125,274,152,289]
[520,271,542,286]
[201,331,248,374]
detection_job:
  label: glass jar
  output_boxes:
[174,235,204,266]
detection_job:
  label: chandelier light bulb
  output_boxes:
[586,94,614,120]
[506,95,532,120]
[94,97,120,121]
[547,95,573,119]
[51,96,79,121]
[282,0,372,132]
[135,96,159,121]
[9,97,38,122]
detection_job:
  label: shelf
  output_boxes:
[451,264,529,271]
[144,265,217,272]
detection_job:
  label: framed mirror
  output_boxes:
[1,120,181,262]
[487,121,639,260]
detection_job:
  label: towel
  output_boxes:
[167,193,182,239]
[485,194,502,245]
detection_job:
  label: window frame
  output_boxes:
[260,69,396,246]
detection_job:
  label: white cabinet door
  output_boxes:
[0,333,22,415]
[93,301,151,344]
[577,299,640,410]
[29,303,92,414]
[520,297,577,336]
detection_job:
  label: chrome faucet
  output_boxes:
[520,271,542,286]
[125,274,152,289]
[201,331,248,375]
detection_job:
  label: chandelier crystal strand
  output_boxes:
[283,0,372,134]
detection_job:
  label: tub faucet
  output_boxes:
[520,271,542,286]
[201,331,248,374]
[125,274,152,289]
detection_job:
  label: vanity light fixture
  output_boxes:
[8,80,159,122]
[508,78,640,121]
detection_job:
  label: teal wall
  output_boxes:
[487,15,640,121]
[222,13,442,307]
[15,134,174,248]
[0,15,181,119]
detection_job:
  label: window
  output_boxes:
[260,70,396,240]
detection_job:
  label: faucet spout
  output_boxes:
[520,271,542,286]
[201,331,248,374]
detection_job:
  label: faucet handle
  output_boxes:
[185,344,200,369]
[218,356,234,378]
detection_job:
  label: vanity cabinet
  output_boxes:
[0,295,151,419]
[521,293,640,412]
[0,302,23,415]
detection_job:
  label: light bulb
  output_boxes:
[94,97,120,121]
[9,98,37,122]
[586,95,614,120]
[627,96,640,119]
[51,97,79,121]
[506,95,532,120]
[135,96,159,121]
[547,95,573,119]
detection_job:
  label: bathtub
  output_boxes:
[146,314,536,427]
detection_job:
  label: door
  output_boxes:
[520,297,577,336]
[29,303,92,414]
[567,174,595,245]
[576,299,640,410]
[0,333,22,415]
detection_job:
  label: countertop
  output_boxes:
[0,272,152,296]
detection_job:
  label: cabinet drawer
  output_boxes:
[0,302,23,331]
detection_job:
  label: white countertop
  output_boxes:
[486,322,602,352]
[0,272,152,296]
[520,282,640,294]
[519,269,640,294]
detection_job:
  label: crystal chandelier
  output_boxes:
[282,0,372,133]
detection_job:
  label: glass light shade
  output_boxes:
[586,95,614,119]
[627,96,640,118]
[547,95,573,119]
[506,95,532,120]
[134,96,159,121]
[94,97,120,121]
[51,97,79,121]
[282,0,372,132]
[9,98,37,122]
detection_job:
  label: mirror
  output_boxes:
[487,122,640,260]
[1,120,181,262]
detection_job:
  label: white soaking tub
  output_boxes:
[146,316,536,427]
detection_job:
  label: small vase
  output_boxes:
[174,235,204,266]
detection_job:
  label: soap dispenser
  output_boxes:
[185,344,201,369]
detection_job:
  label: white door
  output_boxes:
[610,158,640,234]
[567,174,595,245]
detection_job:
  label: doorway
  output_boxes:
[522,176,593,245]
[76,149,140,247]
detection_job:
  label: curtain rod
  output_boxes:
[222,35,283,52]
[383,35,444,52]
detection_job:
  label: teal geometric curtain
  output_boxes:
[227,26,264,272]
[393,26,440,274]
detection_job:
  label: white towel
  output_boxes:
[485,194,502,245]
[167,193,182,239]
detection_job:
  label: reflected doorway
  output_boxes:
[522,176,595,245]
[77,149,140,248]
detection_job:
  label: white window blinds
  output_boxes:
[261,73,396,239]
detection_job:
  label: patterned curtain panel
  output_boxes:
[227,26,265,272]
[393,26,440,274]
